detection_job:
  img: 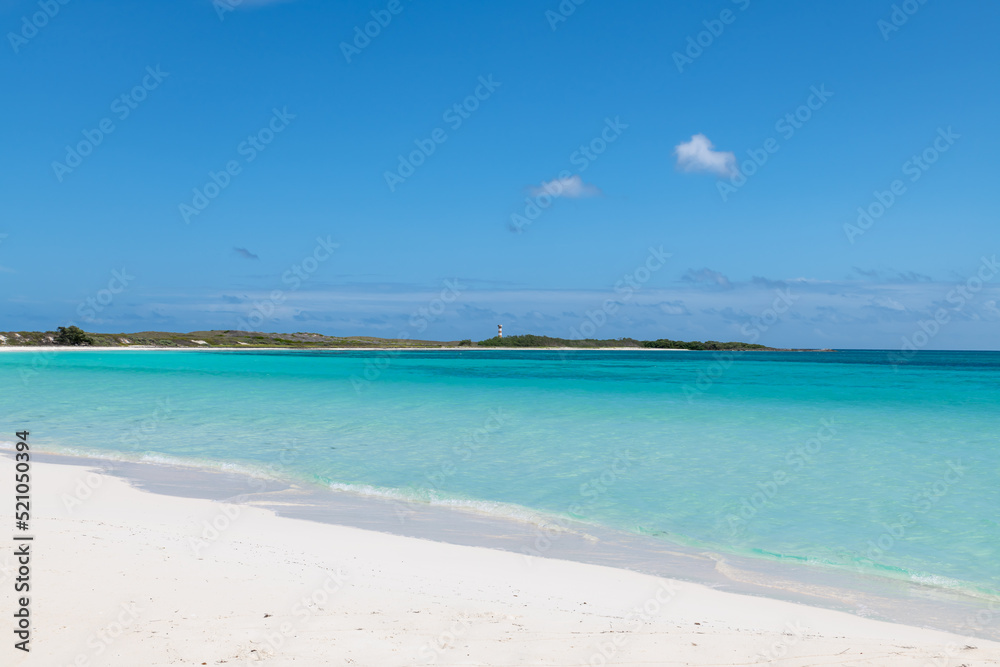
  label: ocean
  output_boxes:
[2,348,998,629]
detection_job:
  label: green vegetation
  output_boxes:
[476,335,776,350]
[54,326,94,346]
[642,338,772,351]
[477,335,642,348]
[0,329,464,349]
[0,329,792,351]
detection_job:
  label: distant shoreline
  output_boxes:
[0,345,699,352]
[1,329,802,352]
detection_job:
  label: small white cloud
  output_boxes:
[528,175,601,199]
[658,300,689,316]
[871,296,906,311]
[674,133,736,178]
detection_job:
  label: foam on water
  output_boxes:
[325,480,587,532]
[3,348,999,610]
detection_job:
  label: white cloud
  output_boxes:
[528,175,601,199]
[20,272,1000,350]
[674,133,736,178]
[871,296,906,311]
[658,300,689,316]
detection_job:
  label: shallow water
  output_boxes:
[2,348,999,628]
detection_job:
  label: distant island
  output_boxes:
[0,327,828,351]
[474,334,780,350]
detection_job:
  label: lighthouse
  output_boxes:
[498,324,503,338]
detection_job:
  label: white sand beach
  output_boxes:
[2,457,998,666]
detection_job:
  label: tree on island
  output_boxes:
[54,326,95,346]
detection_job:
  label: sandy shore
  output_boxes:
[2,457,998,666]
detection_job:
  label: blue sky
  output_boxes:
[2,0,998,348]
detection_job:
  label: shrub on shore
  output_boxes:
[54,326,95,346]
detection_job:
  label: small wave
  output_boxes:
[4,441,295,486]
[326,481,590,534]
[6,441,592,537]
[8,441,999,605]
[729,546,1000,604]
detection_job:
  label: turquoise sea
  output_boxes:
[2,349,999,619]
